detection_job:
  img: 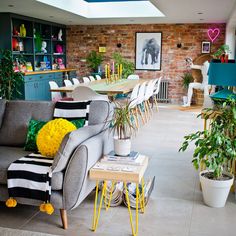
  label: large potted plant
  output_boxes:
[112,53,135,79]
[86,50,104,73]
[0,50,24,100]
[179,99,236,207]
[112,101,136,156]
[181,72,194,104]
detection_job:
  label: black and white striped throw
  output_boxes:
[53,100,91,126]
[7,153,53,202]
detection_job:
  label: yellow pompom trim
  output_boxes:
[40,202,54,215]
[39,203,46,212]
[6,198,17,208]
[36,118,76,157]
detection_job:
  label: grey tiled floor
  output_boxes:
[0,105,235,236]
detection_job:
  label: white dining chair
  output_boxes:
[95,75,102,80]
[136,81,147,124]
[153,77,162,111]
[89,76,96,82]
[64,80,73,87]
[72,86,108,101]
[72,78,80,85]
[144,80,156,119]
[83,77,91,84]
[127,74,140,80]
[49,81,62,101]
[128,83,140,128]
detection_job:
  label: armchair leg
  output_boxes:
[60,209,68,229]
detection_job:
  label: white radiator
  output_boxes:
[157,80,169,103]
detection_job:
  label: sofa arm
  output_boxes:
[62,131,105,210]
[52,124,105,173]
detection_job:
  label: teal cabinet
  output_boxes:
[21,70,73,101]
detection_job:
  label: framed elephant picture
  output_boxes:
[135,32,162,70]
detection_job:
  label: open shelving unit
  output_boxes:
[0,13,77,101]
[0,13,67,72]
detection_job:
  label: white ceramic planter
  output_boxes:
[114,137,131,156]
[200,170,234,208]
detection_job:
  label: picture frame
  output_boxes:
[201,41,211,54]
[135,32,162,70]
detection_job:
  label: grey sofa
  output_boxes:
[0,99,113,229]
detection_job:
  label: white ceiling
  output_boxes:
[0,0,236,25]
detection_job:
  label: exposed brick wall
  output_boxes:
[66,23,225,103]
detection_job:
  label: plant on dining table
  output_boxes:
[112,53,135,79]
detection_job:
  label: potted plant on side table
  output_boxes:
[179,99,236,207]
[112,101,136,156]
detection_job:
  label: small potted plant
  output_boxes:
[179,99,236,207]
[213,44,231,62]
[181,72,194,104]
[86,50,104,73]
[111,101,136,156]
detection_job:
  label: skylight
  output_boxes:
[37,0,165,18]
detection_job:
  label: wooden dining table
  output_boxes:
[50,78,149,97]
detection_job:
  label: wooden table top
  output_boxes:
[89,155,149,183]
[50,78,149,95]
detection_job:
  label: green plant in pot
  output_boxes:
[213,44,231,60]
[86,50,104,73]
[181,72,193,90]
[179,99,236,207]
[0,50,24,100]
[112,53,135,79]
[111,101,136,156]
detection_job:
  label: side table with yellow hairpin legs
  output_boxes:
[89,155,149,236]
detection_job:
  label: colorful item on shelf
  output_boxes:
[207,28,220,43]
[55,44,63,53]
[35,31,42,52]
[57,58,65,69]
[13,27,19,36]
[58,29,63,41]
[18,41,24,52]
[40,61,47,70]
[19,24,26,37]
[41,41,47,53]
[26,62,33,72]
[12,38,19,51]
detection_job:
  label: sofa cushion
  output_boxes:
[0,146,63,190]
[0,101,55,147]
[0,99,6,128]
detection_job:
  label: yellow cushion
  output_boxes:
[36,118,76,157]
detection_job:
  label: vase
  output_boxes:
[20,24,26,37]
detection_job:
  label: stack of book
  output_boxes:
[101,151,145,166]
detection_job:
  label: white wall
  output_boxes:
[225,24,235,59]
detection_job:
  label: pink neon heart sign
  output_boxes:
[207,28,220,43]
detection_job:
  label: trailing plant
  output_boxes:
[213,44,231,59]
[112,53,135,79]
[179,99,236,179]
[86,50,104,72]
[0,50,24,100]
[181,72,194,90]
[111,101,136,139]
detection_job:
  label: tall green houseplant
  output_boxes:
[86,50,104,72]
[0,50,24,100]
[112,53,135,79]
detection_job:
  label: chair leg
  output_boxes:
[137,105,145,124]
[144,101,149,121]
[147,100,153,116]
[131,109,139,129]
[60,209,68,229]
[154,96,159,111]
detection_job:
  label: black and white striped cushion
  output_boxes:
[53,100,91,126]
[7,153,53,202]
